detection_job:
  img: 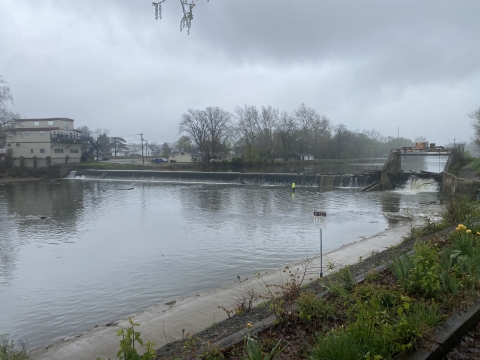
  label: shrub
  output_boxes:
[0,334,29,360]
[297,292,335,323]
[311,287,442,360]
[470,157,480,172]
[443,196,479,224]
[407,242,441,298]
[96,318,156,360]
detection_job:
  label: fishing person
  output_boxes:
[292,182,296,193]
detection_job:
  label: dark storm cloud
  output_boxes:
[0,0,479,144]
[194,1,480,84]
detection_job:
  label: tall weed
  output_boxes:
[443,196,478,224]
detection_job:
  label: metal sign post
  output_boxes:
[313,211,327,278]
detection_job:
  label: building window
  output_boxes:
[39,131,45,135]
[40,149,45,153]
[70,149,78,153]
[25,131,30,136]
[34,121,40,126]
[31,149,33,153]
[48,121,53,126]
[54,149,64,153]
[20,122,25,126]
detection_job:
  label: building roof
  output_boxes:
[15,118,75,122]
[6,127,61,132]
[293,152,314,157]
[170,151,203,157]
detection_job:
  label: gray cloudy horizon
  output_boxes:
[1,0,479,145]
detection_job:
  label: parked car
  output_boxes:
[150,158,164,164]
[100,157,110,161]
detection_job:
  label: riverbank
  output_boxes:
[0,175,44,184]
[27,202,443,360]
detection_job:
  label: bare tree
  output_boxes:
[293,103,317,153]
[362,129,382,142]
[257,105,278,161]
[0,75,20,143]
[334,124,348,157]
[0,75,13,111]
[179,109,208,155]
[92,127,110,140]
[312,115,330,158]
[470,107,480,150]
[179,107,231,161]
[276,111,297,160]
[203,106,232,160]
[414,135,427,142]
[76,125,91,137]
[233,104,260,162]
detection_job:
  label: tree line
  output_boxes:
[177,103,419,162]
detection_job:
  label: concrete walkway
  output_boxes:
[28,205,441,360]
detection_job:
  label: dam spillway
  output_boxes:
[66,169,376,189]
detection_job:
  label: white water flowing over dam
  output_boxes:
[400,176,440,192]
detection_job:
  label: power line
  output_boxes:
[115,133,144,138]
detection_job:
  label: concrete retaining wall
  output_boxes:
[381,152,401,190]
[442,172,480,197]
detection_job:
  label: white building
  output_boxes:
[5,118,87,167]
[169,151,204,163]
[113,144,143,157]
[293,152,315,161]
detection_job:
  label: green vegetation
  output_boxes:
[96,318,156,360]
[0,334,29,360]
[470,157,480,172]
[297,292,335,322]
[243,330,284,360]
[447,150,473,175]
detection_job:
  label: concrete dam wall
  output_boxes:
[67,170,375,189]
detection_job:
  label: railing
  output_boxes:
[50,134,89,142]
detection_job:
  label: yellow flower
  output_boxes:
[476,232,480,236]
[246,323,252,329]
[467,229,472,234]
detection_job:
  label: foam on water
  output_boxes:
[396,176,440,193]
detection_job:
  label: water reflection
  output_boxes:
[401,155,449,173]
[0,179,441,347]
[246,155,449,174]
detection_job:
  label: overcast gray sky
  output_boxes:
[1,0,479,145]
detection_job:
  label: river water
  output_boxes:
[0,157,448,348]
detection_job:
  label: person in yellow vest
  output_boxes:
[292,182,296,192]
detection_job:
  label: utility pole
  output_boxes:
[145,140,148,162]
[140,133,144,164]
[397,127,399,150]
